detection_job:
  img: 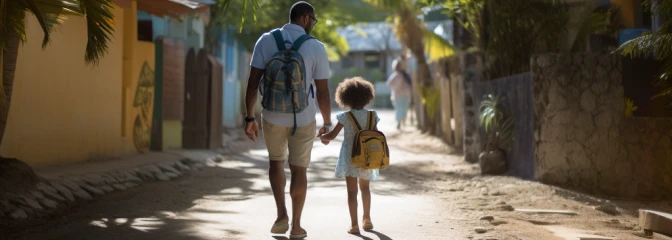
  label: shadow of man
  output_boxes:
[365,230,393,240]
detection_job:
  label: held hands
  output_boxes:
[317,126,331,145]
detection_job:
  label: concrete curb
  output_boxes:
[0,150,223,222]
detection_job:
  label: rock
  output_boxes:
[21,195,43,210]
[99,185,115,193]
[71,187,93,200]
[116,171,142,183]
[142,165,162,174]
[0,200,16,215]
[490,220,507,226]
[123,182,138,188]
[480,216,495,221]
[498,204,515,211]
[102,174,120,184]
[39,198,59,209]
[36,182,65,201]
[595,203,619,215]
[158,164,180,175]
[490,191,504,196]
[174,161,191,172]
[191,163,206,170]
[10,209,28,219]
[112,184,127,190]
[155,173,170,181]
[59,180,94,200]
[474,227,487,234]
[51,182,75,202]
[80,184,105,196]
[479,150,508,175]
[30,190,46,200]
[135,168,155,180]
[59,179,82,190]
[82,175,107,186]
[165,172,179,178]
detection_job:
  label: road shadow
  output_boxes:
[4,126,457,240]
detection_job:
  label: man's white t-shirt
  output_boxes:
[250,24,330,127]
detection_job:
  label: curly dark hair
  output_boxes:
[335,77,376,109]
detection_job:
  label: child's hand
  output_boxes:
[319,135,330,145]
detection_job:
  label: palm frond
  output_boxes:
[22,0,54,48]
[424,27,456,62]
[363,0,406,12]
[617,32,672,59]
[75,0,115,65]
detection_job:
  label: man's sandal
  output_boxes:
[270,222,289,234]
[289,229,307,239]
[362,220,374,230]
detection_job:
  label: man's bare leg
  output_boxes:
[289,164,308,235]
[269,161,288,224]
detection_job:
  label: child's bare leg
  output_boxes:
[359,178,371,222]
[346,177,359,230]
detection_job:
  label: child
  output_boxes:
[319,77,380,234]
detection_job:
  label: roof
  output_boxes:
[338,20,453,52]
[112,0,211,19]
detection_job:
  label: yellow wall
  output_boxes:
[122,1,155,153]
[162,120,182,150]
[612,0,635,28]
[0,7,130,166]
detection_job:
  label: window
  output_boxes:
[364,53,380,69]
[342,55,355,69]
[138,20,153,42]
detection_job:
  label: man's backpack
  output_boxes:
[260,29,315,135]
[348,111,390,170]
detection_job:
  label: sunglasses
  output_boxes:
[308,15,318,25]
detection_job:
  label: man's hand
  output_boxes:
[317,126,330,145]
[245,121,260,142]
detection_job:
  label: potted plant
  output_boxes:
[478,94,515,175]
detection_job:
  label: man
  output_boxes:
[244,1,332,238]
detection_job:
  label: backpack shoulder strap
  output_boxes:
[347,112,362,132]
[292,34,315,51]
[271,29,286,51]
[366,111,375,130]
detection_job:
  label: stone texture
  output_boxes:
[80,184,105,196]
[39,198,59,209]
[49,182,75,202]
[123,182,138,188]
[11,209,28,219]
[99,185,115,193]
[112,184,127,190]
[532,53,672,199]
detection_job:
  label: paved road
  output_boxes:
[5,110,467,240]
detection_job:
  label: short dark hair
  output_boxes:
[335,77,376,110]
[289,1,315,22]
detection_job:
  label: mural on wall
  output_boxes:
[133,61,155,152]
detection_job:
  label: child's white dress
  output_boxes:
[335,109,380,181]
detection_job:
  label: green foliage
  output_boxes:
[0,0,115,65]
[617,0,672,101]
[209,0,386,61]
[479,94,514,151]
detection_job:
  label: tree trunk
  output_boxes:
[0,29,20,147]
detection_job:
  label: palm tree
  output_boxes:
[365,0,455,134]
[617,0,672,101]
[0,0,115,148]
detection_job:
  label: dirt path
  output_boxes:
[3,110,671,240]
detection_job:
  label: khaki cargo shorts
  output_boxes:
[262,119,316,168]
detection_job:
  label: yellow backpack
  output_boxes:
[347,111,390,170]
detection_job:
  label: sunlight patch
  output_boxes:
[88,217,165,232]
